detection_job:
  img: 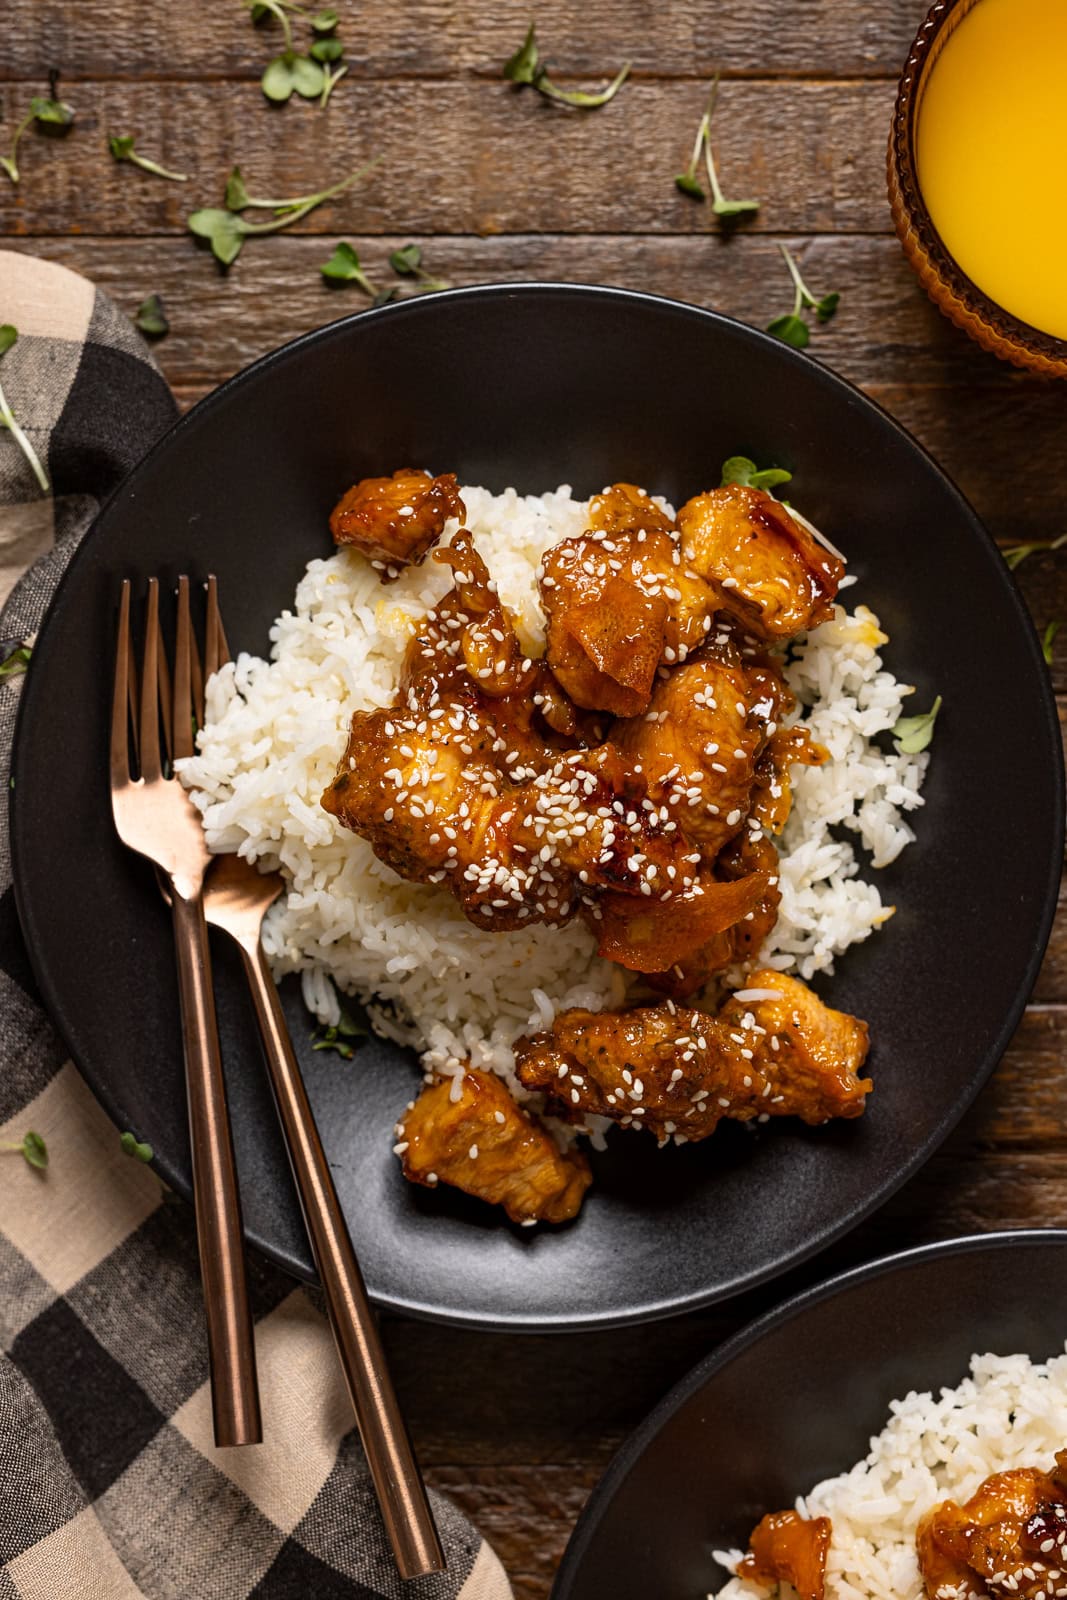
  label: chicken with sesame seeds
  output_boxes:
[329,468,465,579]
[322,531,712,931]
[540,488,714,717]
[917,1455,1067,1600]
[677,483,844,640]
[397,1067,592,1224]
[514,970,871,1143]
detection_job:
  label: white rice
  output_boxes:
[711,1349,1067,1600]
[177,483,929,1087]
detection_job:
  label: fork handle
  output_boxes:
[171,886,262,1448]
[235,936,445,1579]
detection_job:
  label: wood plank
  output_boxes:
[1,1,925,82]
[0,79,896,237]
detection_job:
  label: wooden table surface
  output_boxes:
[5,2,1067,1593]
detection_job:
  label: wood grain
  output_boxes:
[2,1,923,83]
[0,79,896,237]
[11,0,1067,1593]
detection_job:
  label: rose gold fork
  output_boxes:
[198,600,444,1579]
[110,576,261,1449]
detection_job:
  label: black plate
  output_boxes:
[11,285,1063,1330]
[554,1229,1067,1598]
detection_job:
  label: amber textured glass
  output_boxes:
[888,0,1067,378]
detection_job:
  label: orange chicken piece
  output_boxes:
[330,468,465,578]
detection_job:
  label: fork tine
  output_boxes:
[110,581,132,787]
[139,579,163,782]
[173,577,195,762]
[206,575,232,672]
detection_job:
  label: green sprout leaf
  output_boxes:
[190,159,380,267]
[720,455,793,493]
[1001,533,1067,570]
[133,293,169,338]
[310,35,343,61]
[0,643,32,679]
[291,53,326,97]
[892,694,942,755]
[311,6,338,28]
[503,21,629,108]
[320,240,377,293]
[766,312,810,349]
[3,1130,48,1169]
[262,53,299,102]
[390,243,422,275]
[319,62,348,106]
[310,1006,368,1059]
[109,133,188,182]
[2,85,75,185]
[119,1131,154,1162]
[224,166,252,211]
[768,244,840,346]
[0,325,50,491]
[188,206,248,265]
[674,172,705,200]
[30,96,74,128]
[1042,620,1060,666]
[503,22,540,84]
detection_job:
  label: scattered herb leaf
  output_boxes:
[767,244,840,348]
[311,6,338,29]
[119,1130,154,1162]
[3,1130,48,1170]
[108,133,188,183]
[1001,533,1067,571]
[189,159,380,266]
[720,455,792,493]
[389,241,450,292]
[892,693,942,755]
[318,61,349,107]
[133,294,169,338]
[320,240,377,293]
[703,78,759,218]
[0,326,50,492]
[503,22,630,109]
[0,644,32,679]
[310,35,343,61]
[1042,620,1060,666]
[311,998,368,1059]
[2,88,75,185]
[246,0,343,105]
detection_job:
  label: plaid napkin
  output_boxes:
[0,250,511,1600]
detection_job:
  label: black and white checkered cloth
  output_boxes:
[0,250,511,1600]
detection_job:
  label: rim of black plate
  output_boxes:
[11,283,1065,1330]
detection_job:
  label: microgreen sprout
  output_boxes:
[320,241,378,293]
[310,994,368,1059]
[189,158,380,266]
[720,455,792,493]
[504,22,630,109]
[120,1131,154,1162]
[1042,620,1060,666]
[109,134,188,183]
[3,1130,47,1170]
[0,327,50,493]
[133,294,169,338]
[676,78,759,218]
[0,642,31,679]
[1001,533,1067,571]
[247,0,347,104]
[389,242,450,292]
[1,77,75,185]
[892,694,942,755]
[766,243,840,349]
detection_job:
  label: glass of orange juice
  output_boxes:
[888,0,1067,377]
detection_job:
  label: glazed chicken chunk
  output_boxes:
[322,531,712,931]
[515,970,871,1143]
[396,1067,592,1224]
[540,485,714,717]
[917,1454,1067,1600]
[677,484,844,640]
[738,1510,832,1600]
[329,468,465,578]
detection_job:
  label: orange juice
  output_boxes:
[916,0,1067,340]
